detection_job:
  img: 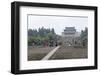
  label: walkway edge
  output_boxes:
[41,46,60,60]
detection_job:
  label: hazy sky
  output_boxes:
[28,14,88,35]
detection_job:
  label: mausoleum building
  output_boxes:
[62,27,81,46]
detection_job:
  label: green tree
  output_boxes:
[80,27,88,47]
[28,27,57,46]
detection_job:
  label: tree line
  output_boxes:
[28,27,58,47]
[80,27,88,47]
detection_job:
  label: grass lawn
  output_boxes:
[28,46,55,61]
[28,45,87,61]
[50,45,88,60]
